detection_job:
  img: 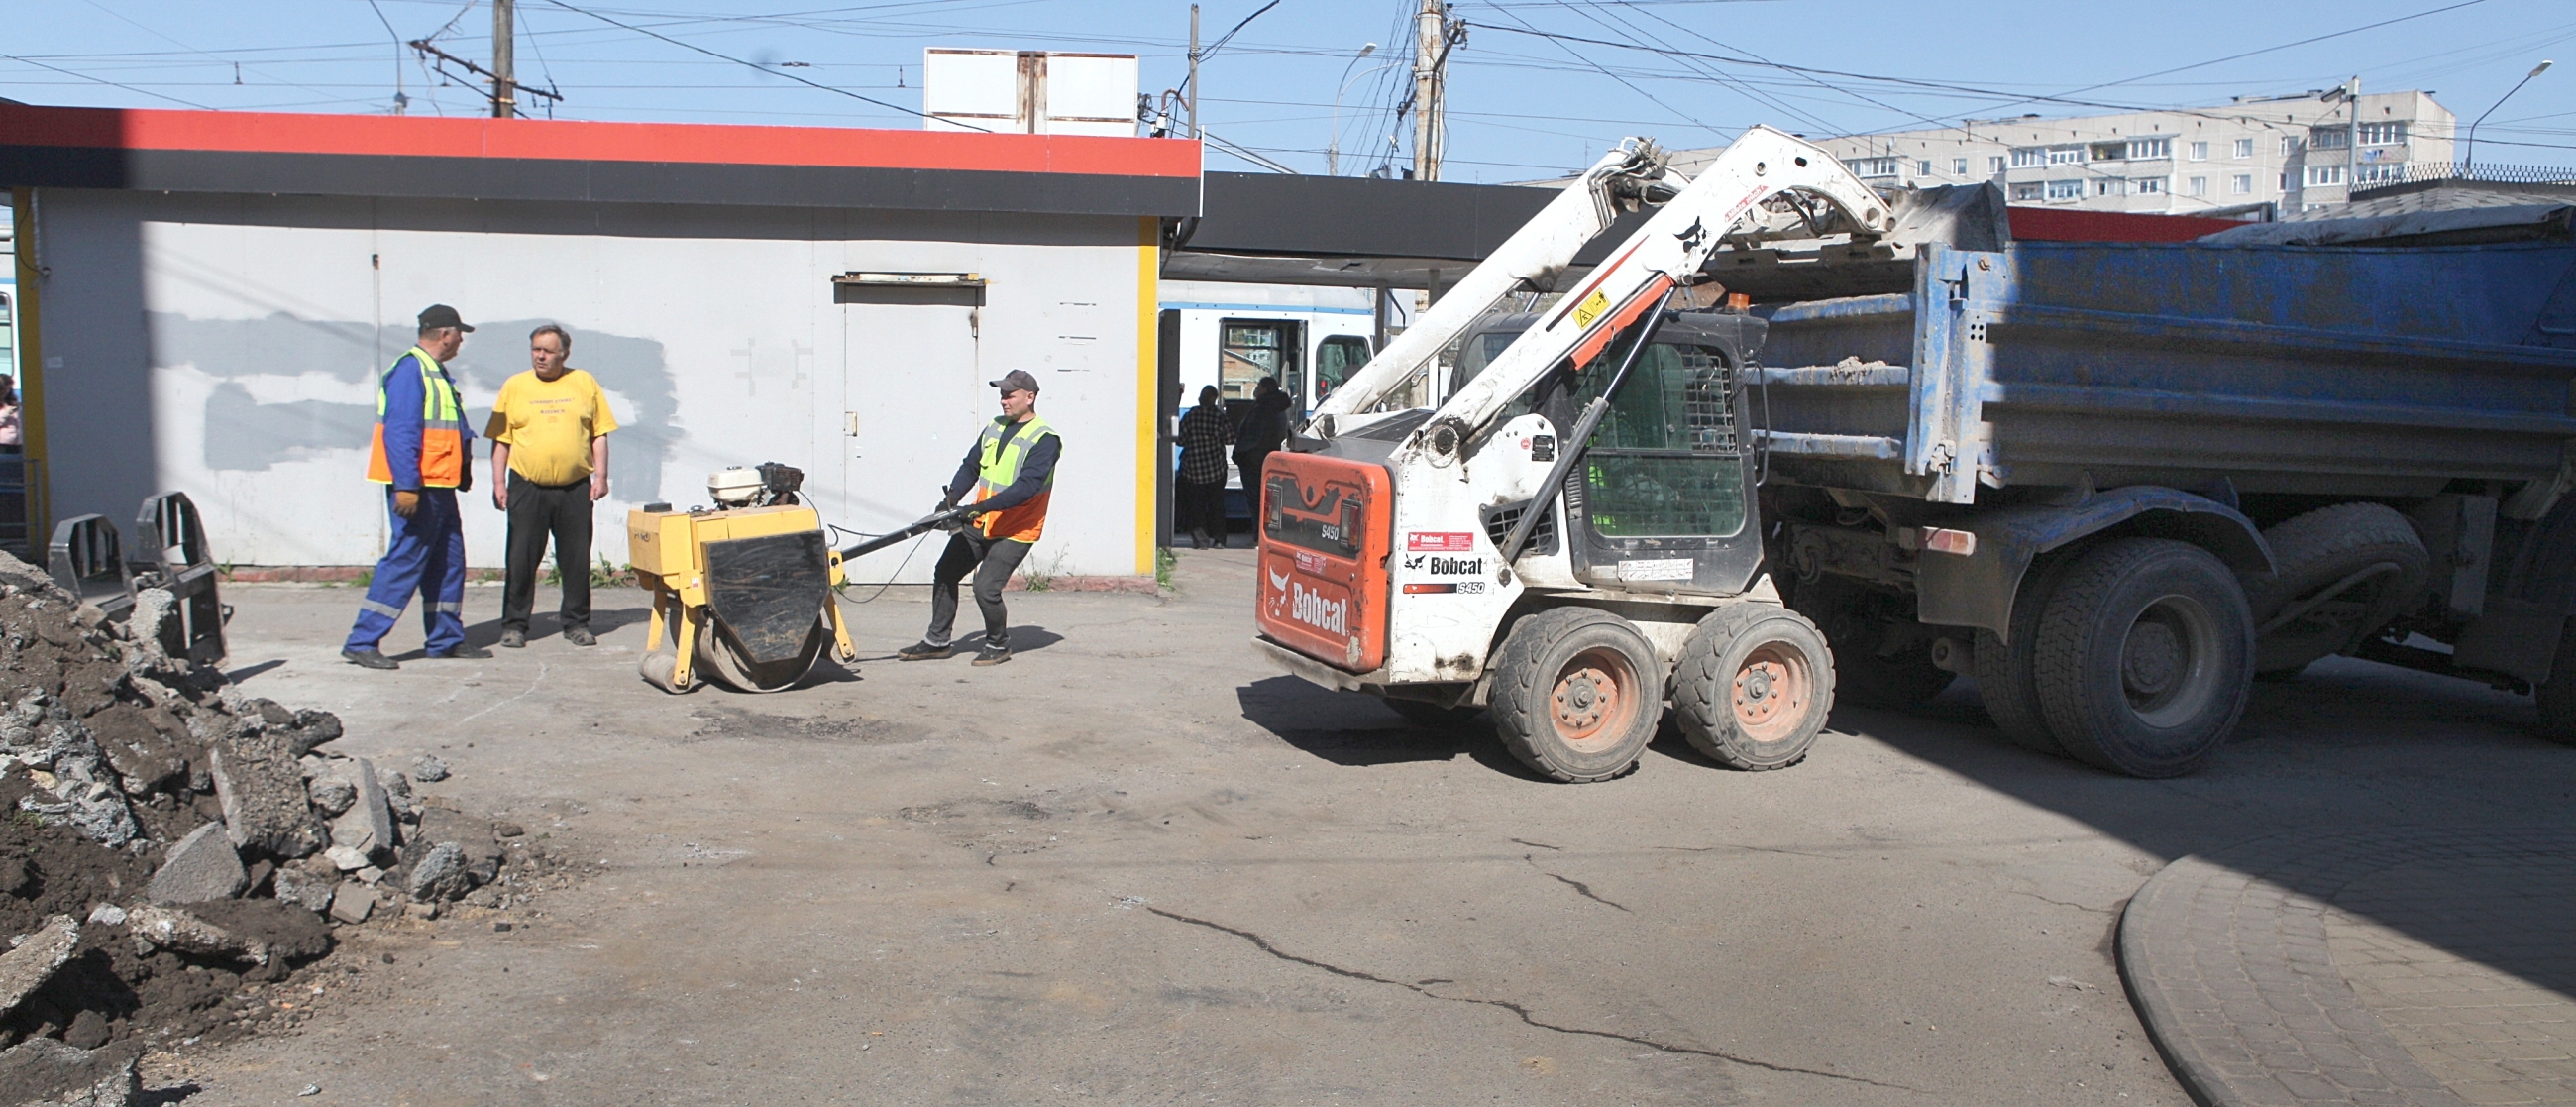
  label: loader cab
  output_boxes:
[1471,310,1771,596]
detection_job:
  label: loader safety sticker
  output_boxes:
[1293,550,1327,575]
[1572,288,1612,329]
[1406,532,1477,552]
[1617,558,1695,582]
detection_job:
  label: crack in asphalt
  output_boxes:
[1526,855,1632,913]
[1992,887,2115,915]
[1510,838,1563,850]
[1148,908,1920,1092]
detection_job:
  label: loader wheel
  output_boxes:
[1489,608,1662,782]
[1792,576,1952,710]
[2034,539,2253,778]
[2249,502,2429,677]
[1974,553,2079,756]
[2533,621,2576,746]
[1672,606,1834,771]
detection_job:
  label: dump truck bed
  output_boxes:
[1751,241,2576,506]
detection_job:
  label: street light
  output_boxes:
[2464,59,2552,176]
[1328,44,1386,176]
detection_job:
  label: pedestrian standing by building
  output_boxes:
[898,369,1061,667]
[344,304,484,669]
[1232,375,1291,500]
[485,323,619,649]
[1174,384,1232,549]
[0,374,21,454]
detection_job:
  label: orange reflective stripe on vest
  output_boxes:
[365,347,469,488]
[970,414,1057,542]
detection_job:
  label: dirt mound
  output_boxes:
[0,549,527,1065]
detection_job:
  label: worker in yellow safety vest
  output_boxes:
[344,304,486,669]
[898,368,1061,667]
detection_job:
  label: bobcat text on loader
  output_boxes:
[1255,128,1891,782]
[629,463,968,694]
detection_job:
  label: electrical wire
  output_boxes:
[539,0,982,128]
[0,51,214,109]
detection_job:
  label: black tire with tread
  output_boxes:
[1670,605,1836,771]
[1974,553,2078,756]
[1488,607,1663,783]
[2249,502,2429,676]
[2033,538,2254,778]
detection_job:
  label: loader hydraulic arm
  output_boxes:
[1312,126,1893,442]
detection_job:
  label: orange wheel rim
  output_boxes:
[1551,646,1639,751]
[1733,643,1812,744]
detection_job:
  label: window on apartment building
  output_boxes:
[1953,158,1969,175]
[1988,155,2007,173]
[2046,179,2083,200]
[2232,174,2254,194]
[2048,146,2085,165]
[2128,138,2172,160]
[2095,178,2128,197]
[2011,181,2044,201]
[2356,163,2404,184]
[2282,135,2301,156]
[2281,171,2292,191]
[2189,141,2208,162]
[2134,176,2166,194]
[2233,138,2255,159]
[2358,121,2407,146]
[2188,176,2208,195]
[2308,165,2345,186]
[2309,129,2349,150]
[2089,142,2128,162]
[1918,160,1933,176]
[2010,148,2045,168]
[1852,157,1900,177]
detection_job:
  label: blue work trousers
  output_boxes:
[345,487,467,654]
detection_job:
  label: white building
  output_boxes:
[1,104,1200,582]
[1671,90,2456,216]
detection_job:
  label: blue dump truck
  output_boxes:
[1734,226,2576,775]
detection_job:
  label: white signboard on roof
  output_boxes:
[922,49,1136,137]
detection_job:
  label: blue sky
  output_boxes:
[4,0,2571,183]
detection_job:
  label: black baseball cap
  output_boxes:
[990,369,1040,394]
[417,304,476,332]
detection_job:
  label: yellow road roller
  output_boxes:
[628,463,967,693]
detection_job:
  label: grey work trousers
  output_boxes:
[924,531,1032,648]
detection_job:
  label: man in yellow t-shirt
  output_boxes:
[484,323,620,649]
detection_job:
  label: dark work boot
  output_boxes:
[973,644,1011,667]
[341,648,398,670]
[897,641,953,661]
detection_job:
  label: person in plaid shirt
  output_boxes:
[1175,385,1233,548]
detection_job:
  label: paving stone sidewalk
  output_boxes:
[2119,828,2576,1107]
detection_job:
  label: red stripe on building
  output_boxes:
[2007,206,2249,243]
[0,104,1201,178]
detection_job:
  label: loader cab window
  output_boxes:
[1447,330,1522,396]
[1570,341,1747,538]
[1220,319,1303,406]
[1314,335,1370,404]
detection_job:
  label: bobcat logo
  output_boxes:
[1675,217,1708,255]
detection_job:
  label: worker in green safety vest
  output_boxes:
[899,369,1061,667]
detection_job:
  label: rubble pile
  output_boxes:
[0,551,542,1103]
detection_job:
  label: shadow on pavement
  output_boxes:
[1234,675,1534,777]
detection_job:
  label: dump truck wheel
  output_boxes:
[2533,621,2576,745]
[1672,606,1835,772]
[1793,576,1952,710]
[2034,538,2254,778]
[2250,502,2429,676]
[1974,553,2079,756]
[698,616,828,693]
[1489,608,1662,782]
[1384,698,1485,730]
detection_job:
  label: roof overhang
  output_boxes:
[0,104,1202,218]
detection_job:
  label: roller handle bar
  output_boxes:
[838,507,978,561]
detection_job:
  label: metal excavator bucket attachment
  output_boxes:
[44,492,231,665]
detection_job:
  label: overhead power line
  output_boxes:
[0,50,213,109]
[539,0,979,128]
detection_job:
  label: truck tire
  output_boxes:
[2034,538,2254,778]
[1671,606,1836,771]
[1974,553,2079,756]
[1793,576,1953,710]
[2533,622,2576,745]
[2249,502,2429,676]
[1489,608,1664,782]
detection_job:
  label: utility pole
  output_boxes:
[1411,0,1441,181]
[1187,5,1201,140]
[491,0,517,119]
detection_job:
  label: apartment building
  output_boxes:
[1670,90,2455,216]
